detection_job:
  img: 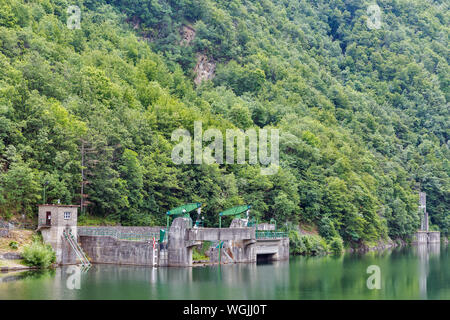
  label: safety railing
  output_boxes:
[38,217,51,227]
[63,229,91,268]
[255,230,288,239]
[78,227,160,242]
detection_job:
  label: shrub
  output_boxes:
[289,229,328,256]
[9,241,18,250]
[302,234,328,255]
[192,246,209,261]
[288,229,306,255]
[22,241,56,268]
[328,237,344,255]
[318,216,339,240]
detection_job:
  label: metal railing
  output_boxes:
[256,230,288,239]
[78,227,160,242]
[63,229,91,268]
[38,217,51,227]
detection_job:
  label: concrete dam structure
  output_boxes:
[412,192,441,245]
[38,205,289,267]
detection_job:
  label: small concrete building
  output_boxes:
[38,204,79,264]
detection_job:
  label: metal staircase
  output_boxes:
[63,229,91,269]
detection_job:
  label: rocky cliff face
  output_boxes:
[179,25,216,85]
[180,25,196,46]
[194,53,216,86]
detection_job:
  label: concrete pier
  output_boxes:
[412,231,441,244]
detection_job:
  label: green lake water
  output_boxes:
[0,244,448,300]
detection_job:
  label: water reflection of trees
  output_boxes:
[0,269,55,283]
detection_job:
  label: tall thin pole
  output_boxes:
[166,215,170,242]
[81,140,84,215]
[218,216,221,264]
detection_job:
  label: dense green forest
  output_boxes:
[0,0,448,246]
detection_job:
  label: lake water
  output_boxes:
[0,244,448,300]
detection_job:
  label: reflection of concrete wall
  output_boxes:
[428,243,440,256]
[416,243,441,299]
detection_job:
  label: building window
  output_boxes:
[64,212,71,220]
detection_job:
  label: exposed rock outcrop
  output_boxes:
[194,53,216,86]
[180,25,196,46]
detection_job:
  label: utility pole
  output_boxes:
[80,139,98,215]
[81,140,84,214]
[43,181,49,204]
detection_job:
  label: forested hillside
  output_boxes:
[0,0,448,245]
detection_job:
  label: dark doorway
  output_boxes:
[256,253,275,264]
[46,212,51,226]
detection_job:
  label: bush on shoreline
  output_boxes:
[328,237,344,255]
[22,240,56,268]
[289,230,329,256]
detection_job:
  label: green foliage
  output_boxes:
[318,216,339,240]
[8,241,18,250]
[22,239,56,268]
[192,242,211,261]
[328,237,344,256]
[288,229,328,256]
[0,0,448,248]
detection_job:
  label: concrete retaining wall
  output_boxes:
[0,220,10,238]
[209,241,256,264]
[412,231,441,244]
[77,219,288,267]
[428,232,441,243]
[79,235,156,266]
[0,228,8,238]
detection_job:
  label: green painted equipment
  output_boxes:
[218,204,251,228]
[164,203,202,241]
[218,204,251,263]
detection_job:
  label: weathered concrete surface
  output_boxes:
[167,218,193,267]
[0,228,8,238]
[207,219,288,264]
[428,232,441,244]
[38,205,78,265]
[256,238,289,261]
[60,233,78,265]
[188,227,255,242]
[0,220,11,238]
[209,240,256,264]
[412,231,441,244]
[50,214,288,267]
[79,235,156,266]
[207,218,257,264]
